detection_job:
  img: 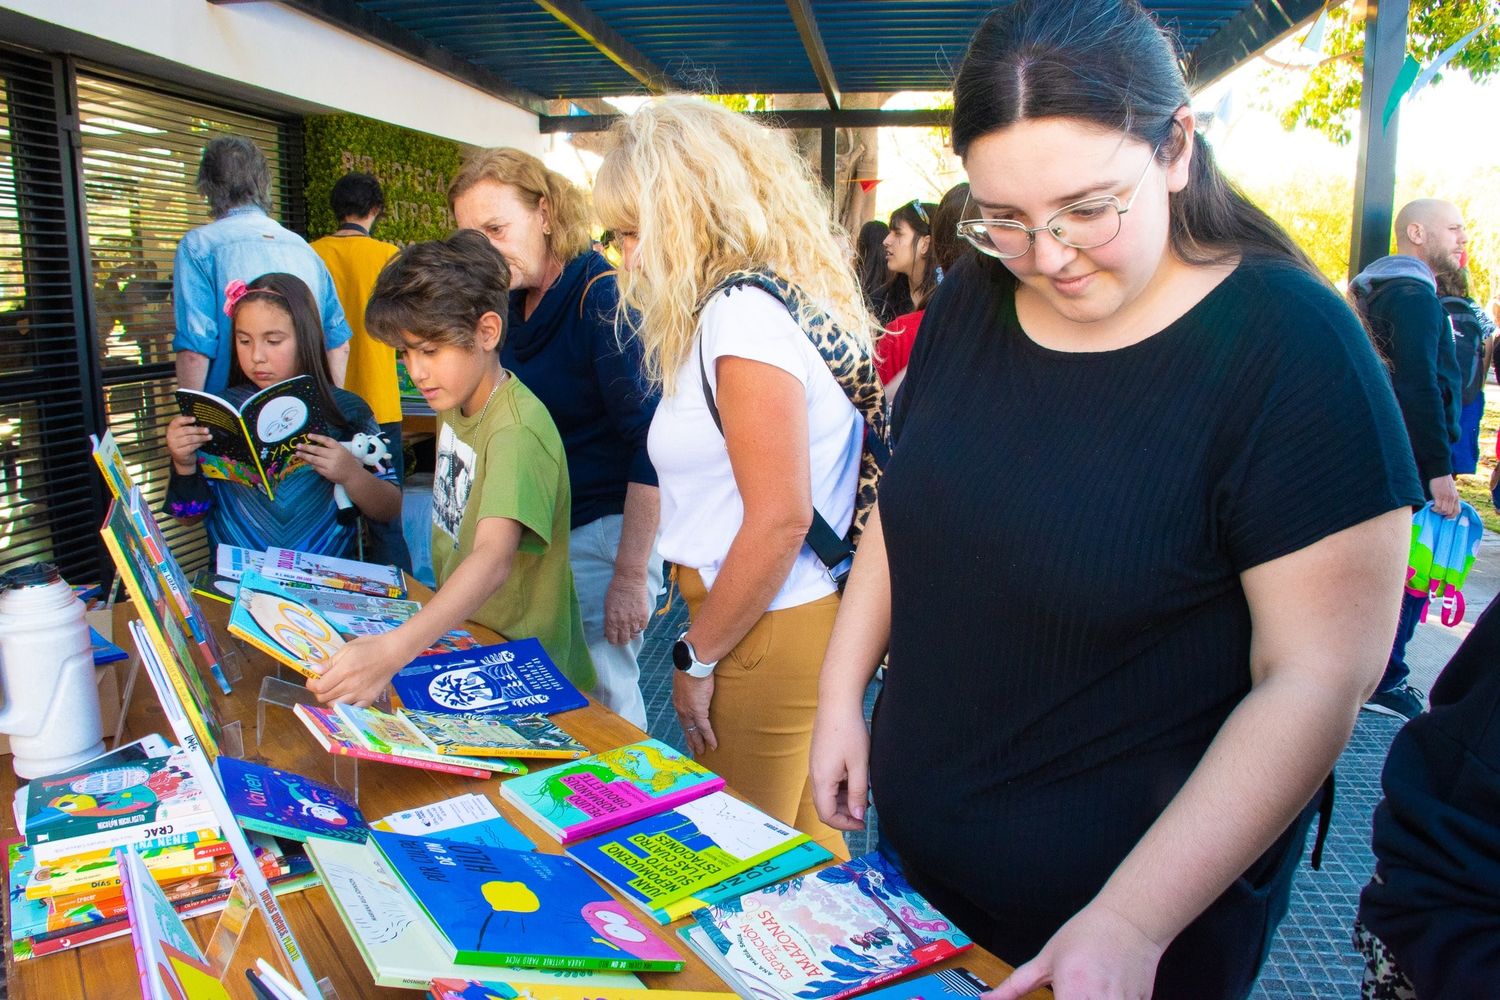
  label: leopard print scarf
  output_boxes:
[707,271,889,543]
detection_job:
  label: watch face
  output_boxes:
[672,639,692,671]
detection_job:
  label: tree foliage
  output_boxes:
[1280,0,1500,144]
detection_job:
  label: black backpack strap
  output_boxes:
[1308,770,1336,871]
[698,336,855,578]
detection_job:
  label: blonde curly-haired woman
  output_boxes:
[595,97,883,858]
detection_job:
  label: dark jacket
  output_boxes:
[1351,255,1461,485]
[1442,294,1496,408]
[1358,599,1500,997]
[504,251,659,530]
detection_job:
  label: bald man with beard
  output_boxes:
[1350,198,1469,722]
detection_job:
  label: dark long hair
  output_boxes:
[931,182,972,277]
[885,200,939,313]
[855,220,891,313]
[952,0,1319,284]
[227,272,352,435]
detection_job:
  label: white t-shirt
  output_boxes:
[648,285,862,610]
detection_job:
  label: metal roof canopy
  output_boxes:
[230,0,1407,281]
[250,0,1331,116]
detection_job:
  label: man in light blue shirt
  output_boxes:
[173,135,352,392]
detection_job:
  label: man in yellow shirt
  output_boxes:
[311,173,411,570]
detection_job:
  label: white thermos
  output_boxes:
[0,563,105,779]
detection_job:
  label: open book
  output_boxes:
[176,375,332,499]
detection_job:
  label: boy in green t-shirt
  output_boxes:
[309,231,594,707]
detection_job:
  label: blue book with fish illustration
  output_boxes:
[368,830,684,972]
[215,756,367,844]
[390,639,587,716]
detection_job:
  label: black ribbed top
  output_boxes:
[870,255,1422,958]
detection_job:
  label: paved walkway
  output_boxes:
[636,533,1500,998]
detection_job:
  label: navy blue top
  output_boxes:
[504,251,659,530]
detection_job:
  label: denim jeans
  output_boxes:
[570,513,662,730]
[1377,589,1429,693]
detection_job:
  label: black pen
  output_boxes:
[245,968,278,1000]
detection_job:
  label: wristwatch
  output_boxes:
[672,632,718,678]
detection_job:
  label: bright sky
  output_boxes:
[873,35,1500,221]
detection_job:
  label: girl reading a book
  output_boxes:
[165,272,401,556]
[810,3,1420,998]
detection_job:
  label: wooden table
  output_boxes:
[2,588,1043,999]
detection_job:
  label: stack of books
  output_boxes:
[4,739,316,962]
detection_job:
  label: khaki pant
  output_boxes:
[676,566,849,859]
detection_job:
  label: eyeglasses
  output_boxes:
[956,147,1159,260]
[909,199,930,225]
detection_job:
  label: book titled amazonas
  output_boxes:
[177,374,331,499]
[369,830,684,973]
[684,850,972,1000]
[500,738,724,845]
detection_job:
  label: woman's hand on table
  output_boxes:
[809,697,871,831]
[308,634,409,707]
[672,670,717,756]
[983,900,1165,1000]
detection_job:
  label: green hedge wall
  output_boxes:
[303,113,466,244]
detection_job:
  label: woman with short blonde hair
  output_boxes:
[449,147,661,730]
[596,96,884,857]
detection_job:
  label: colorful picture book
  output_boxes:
[370,830,684,972]
[293,704,499,780]
[685,851,972,1000]
[10,734,170,833]
[24,749,216,855]
[500,738,724,844]
[565,792,811,915]
[648,840,833,926]
[392,639,588,717]
[289,588,481,654]
[121,486,232,691]
[6,836,315,964]
[117,845,232,1000]
[331,703,526,776]
[90,430,136,501]
[216,756,367,844]
[306,836,645,992]
[103,502,226,758]
[401,709,587,760]
[261,545,406,599]
[431,980,736,1000]
[25,840,228,901]
[177,374,332,498]
[371,794,530,852]
[227,570,346,679]
[218,544,265,580]
[131,620,223,763]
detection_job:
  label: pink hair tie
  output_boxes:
[223,279,250,317]
[223,278,284,317]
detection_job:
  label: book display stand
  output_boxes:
[200,877,342,1000]
[255,676,361,801]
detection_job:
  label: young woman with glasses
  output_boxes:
[809,2,1421,997]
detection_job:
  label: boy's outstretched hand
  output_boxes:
[308,634,411,707]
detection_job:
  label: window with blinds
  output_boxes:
[78,69,303,574]
[0,47,101,584]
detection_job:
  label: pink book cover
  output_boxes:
[501,739,725,844]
